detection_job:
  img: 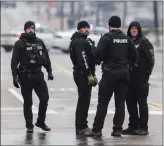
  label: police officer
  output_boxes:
[69,21,98,135]
[85,16,137,137]
[122,21,155,135]
[11,21,54,133]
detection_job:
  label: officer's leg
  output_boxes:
[136,75,149,135]
[92,72,114,133]
[19,77,33,129]
[123,72,139,134]
[126,74,139,129]
[74,73,92,131]
[34,73,49,126]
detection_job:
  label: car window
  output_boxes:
[35,28,42,33]
[35,27,55,34]
[43,28,54,34]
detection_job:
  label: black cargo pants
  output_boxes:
[18,71,49,129]
[92,68,129,132]
[126,69,150,130]
[73,71,92,130]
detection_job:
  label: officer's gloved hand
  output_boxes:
[88,75,95,85]
[93,76,98,87]
[48,72,54,80]
[13,75,20,88]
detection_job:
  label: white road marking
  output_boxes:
[1,107,162,115]
[8,88,37,109]
[1,107,55,114]
[48,88,98,92]
[7,88,57,114]
[49,98,98,102]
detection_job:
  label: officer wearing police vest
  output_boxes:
[69,21,98,135]
[11,21,54,133]
[85,16,137,137]
[122,21,155,135]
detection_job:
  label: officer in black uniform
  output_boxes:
[69,21,98,135]
[122,21,155,135]
[85,16,137,137]
[11,21,54,133]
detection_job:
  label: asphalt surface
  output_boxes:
[1,3,163,145]
[1,48,163,145]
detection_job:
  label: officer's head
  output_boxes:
[77,21,90,36]
[24,21,35,33]
[130,26,139,37]
[128,21,142,38]
[108,16,121,30]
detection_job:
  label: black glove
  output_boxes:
[48,72,54,80]
[13,75,20,88]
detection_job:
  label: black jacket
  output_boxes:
[127,21,155,75]
[11,33,52,76]
[95,29,137,71]
[70,32,96,76]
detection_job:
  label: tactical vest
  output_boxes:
[24,38,46,67]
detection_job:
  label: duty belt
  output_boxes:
[18,66,41,73]
[103,64,129,72]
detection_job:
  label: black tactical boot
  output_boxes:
[85,130,102,137]
[26,128,33,133]
[133,128,149,135]
[111,130,121,137]
[76,127,91,135]
[35,122,51,131]
[122,127,136,135]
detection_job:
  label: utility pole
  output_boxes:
[60,1,64,30]
[153,1,160,46]
[122,2,127,29]
[96,2,100,26]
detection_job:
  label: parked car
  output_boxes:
[1,23,56,52]
[1,1,17,8]
[53,26,109,53]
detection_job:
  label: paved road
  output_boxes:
[1,48,163,145]
[1,3,163,145]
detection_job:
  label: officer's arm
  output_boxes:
[11,41,20,76]
[42,41,52,73]
[142,39,155,75]
[95,35,108,65]
[128,38,137,68]
[75,40,92,75]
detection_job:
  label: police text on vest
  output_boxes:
[113,39,128,43]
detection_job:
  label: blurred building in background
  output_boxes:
[1,1,163,49]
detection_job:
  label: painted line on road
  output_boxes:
[49,98,162,108]
[52,64,72,76]
[1,108,55,114]
[52,63,163,108]
[8,88,57,114]
[52,63,162,80]
[1,107,162,115]
[148,102,164,108]
[66,108,162,115]
[8,88,37,109]
[49,98,98,101]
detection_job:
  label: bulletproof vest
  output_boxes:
[24,39,46,67]
[104,32,129,67]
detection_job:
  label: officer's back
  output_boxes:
[95,17,137,72]
[85,16,137,138]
